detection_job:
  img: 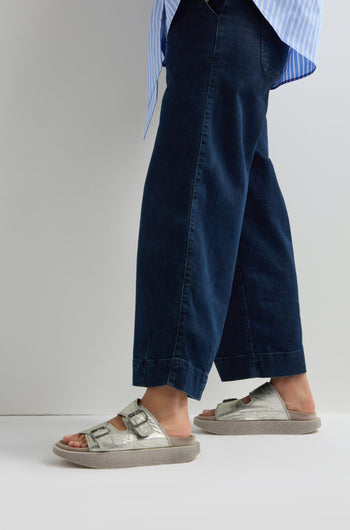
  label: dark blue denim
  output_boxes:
[132,0,307,400]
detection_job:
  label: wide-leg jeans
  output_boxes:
[132,0,307,400]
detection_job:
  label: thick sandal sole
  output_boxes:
[52,440,200,468]
[193,415,321,435]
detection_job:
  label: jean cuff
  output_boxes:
[132,356,209,401]
[214,347,307,381]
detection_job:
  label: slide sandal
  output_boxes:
[193,382,321,435]
[53,398,200,468]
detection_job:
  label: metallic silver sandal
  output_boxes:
[53,398,200,468]
[193,382,321,435]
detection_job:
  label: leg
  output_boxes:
[62,0,314,446]
[202,116,316,415]
[62,0,237,447]
[214,115,307,380]
[132,0,281,400]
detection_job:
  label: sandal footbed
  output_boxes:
[52,436,200,468]
[195,409,319,421]
[193,408,321,434]
[55,434,197,452]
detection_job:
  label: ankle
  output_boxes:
[270,374,316,412]
[140,385,190,420]
[271,373,307,385]
[139,386,191,437]
[270,373,309,395]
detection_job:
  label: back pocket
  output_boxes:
[260,17,290,83]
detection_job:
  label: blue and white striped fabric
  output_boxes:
[144,0,324,139]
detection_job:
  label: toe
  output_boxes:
[63,432,86,447]
[78,434,88,447]
[201,408,215,416]
[68,439,84,448]
[63,433,80,442]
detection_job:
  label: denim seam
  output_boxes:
[236,258,256,376]
[200,0,218,17]
[201,0,228,18]
[236,236,256,375]
[260,19,282,83]
[198,346,214,397]
[139,356,208,379]
[166,18,221,383]
[141,335,152,386]
[215,347,305,360]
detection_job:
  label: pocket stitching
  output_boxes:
[260,20,283,83]
[200,0,226,18]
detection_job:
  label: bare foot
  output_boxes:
[201,373,316,416]
[62,414,127,449]
[62,385,192,448]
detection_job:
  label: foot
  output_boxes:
[201,373,316,416]
[62,385,192,448]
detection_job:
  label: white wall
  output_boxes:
[0,1,348,415]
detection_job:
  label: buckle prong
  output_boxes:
[127,409,148,426]
[90,425,110,438]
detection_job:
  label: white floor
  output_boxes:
[0,414,349,530]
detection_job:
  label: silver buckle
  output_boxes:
[90,425,111,438]
[127,409,152,437]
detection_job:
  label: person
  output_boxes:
[53,0,324,468]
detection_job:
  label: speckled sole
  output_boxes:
[52,436,200,469]
[193,410,321,435]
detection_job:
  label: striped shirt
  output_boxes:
[144,0,324,139]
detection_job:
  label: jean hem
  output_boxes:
[132,357,209,401]
[214,347,307,381]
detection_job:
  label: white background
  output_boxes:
[0,0,348,416]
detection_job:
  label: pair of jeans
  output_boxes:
[132,0,307,400]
